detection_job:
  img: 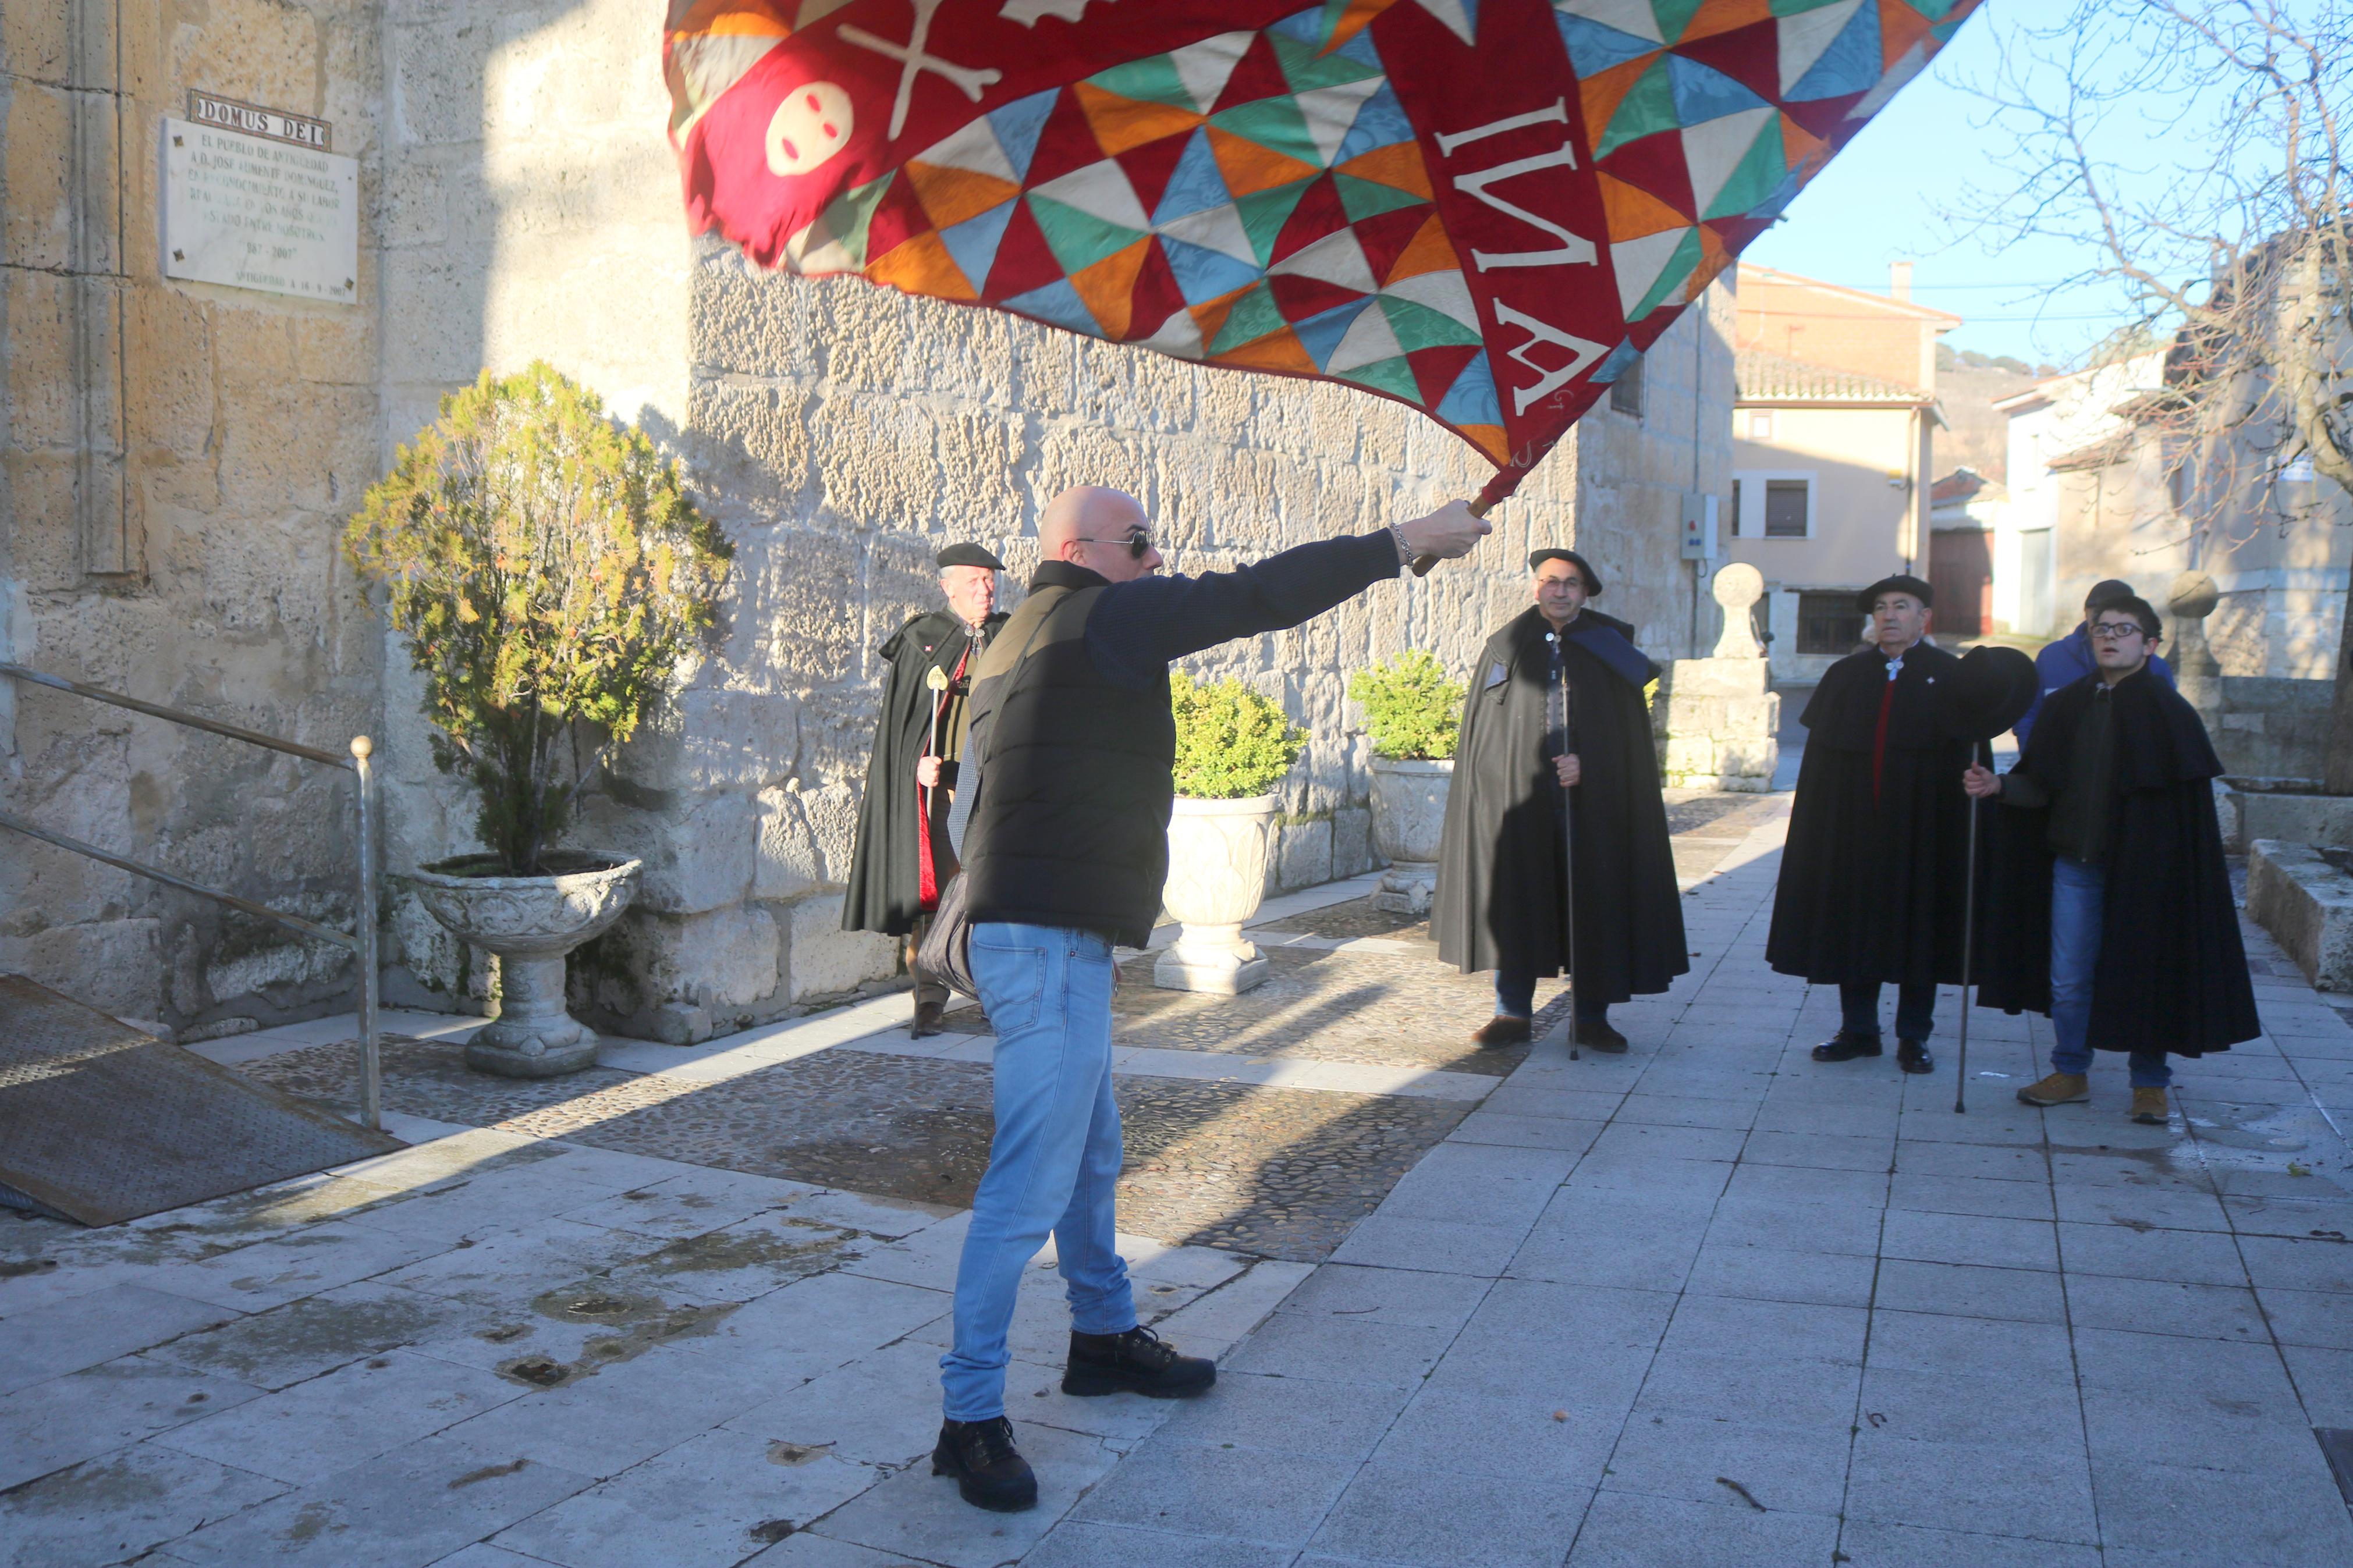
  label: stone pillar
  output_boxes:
[1655,565,1780,792]
[2169,570,2224,728]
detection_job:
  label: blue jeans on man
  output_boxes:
[2047,855,2172,1087]
[941,922,1137,1421]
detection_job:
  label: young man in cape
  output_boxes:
[840,543,1009,1037]
[1768,575,1969,1074]
[1965,595,2259,1122]
[2013,578,2176,747]
[1433,548,1686,1051]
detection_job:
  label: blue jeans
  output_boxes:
[941,922,1137,1421]
[1495,970,1606,1023]
[2048,856,2172,1088]
[1840,981,1935,1041]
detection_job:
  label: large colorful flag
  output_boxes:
[667,1,1979,504]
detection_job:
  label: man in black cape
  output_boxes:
[1768,574,1967,1074]
[1434,548,1686,1052]
[1965,593,2258,1123]
[842,543,1009,1036]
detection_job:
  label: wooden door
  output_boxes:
[1929,529,1993,637]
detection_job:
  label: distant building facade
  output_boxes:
[1726,264,1956,680]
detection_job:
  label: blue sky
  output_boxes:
[1742,11,2144,371]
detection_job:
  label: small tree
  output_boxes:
[1170,671,1307,799]
[346,362,733,873]
[1347,651,1464,760]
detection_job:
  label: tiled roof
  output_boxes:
[1734,347,1928,405]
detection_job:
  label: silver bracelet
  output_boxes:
[1387,521,1412,567]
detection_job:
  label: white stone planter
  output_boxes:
[408,852,642,1078]
[1155,795,1279,994]
[1369,758,1452,914]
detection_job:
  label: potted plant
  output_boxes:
[346,362,732,1077]
[1347,650,1464,913]
[1154,671,1306,994]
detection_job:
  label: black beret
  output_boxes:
[1855,574,1932,613]
[1528,548,1603,595]
[2085,578,2134,610]
[936,542,1007,571]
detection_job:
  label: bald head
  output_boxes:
[1038,485,1160,582]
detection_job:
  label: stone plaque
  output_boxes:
[160,113,357,303]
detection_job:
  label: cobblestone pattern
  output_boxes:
[1113,947,1511,1074]
[235,1037,1464,1261]
[1254,897,1429,944]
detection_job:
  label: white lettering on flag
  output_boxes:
[1490,302,1606,417]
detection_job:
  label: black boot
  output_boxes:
[1062,1325,1216,1399]
[1573,1014,1628,1053]
[1897,1039,1935,1075]
[1811,1030,1883,1062]
[932,1417,1037,1512]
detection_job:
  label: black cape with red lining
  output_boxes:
[1768,642,1972,987]
[1433,606,1687,1002]
[841,607,1006,938]
[1974,669,2258,1054]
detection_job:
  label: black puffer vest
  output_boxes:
[960,564,1176,947]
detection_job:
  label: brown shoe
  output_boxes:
[911,1000,948,1039]
[1473,1015,1532,1047]
[2131,1086,2170,1125]
[2017,1071,2089,1107]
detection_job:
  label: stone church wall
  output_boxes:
[6,0,1733,1042]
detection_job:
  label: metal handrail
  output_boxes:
[0,664,382,1129]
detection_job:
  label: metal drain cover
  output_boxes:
[0,975,400,1225]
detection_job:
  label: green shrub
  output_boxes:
[1170,671,1306,799]
[1347,650,1464,760]
[346,362,733,874]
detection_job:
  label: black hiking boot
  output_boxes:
[1062,1326,1217,1399]
[1811,1030,1883,1063]
[932,1416,1037,1512]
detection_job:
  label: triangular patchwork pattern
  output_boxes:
[678,0,1981,481]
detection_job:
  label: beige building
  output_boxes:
[1,1,1734,1042]
[1723,265,1954,679]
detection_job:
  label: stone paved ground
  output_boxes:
[7,797,2353,1566]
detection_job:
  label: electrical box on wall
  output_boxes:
[1680,493,1719,561]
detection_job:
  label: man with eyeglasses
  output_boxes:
[2013,578,2175,748]
[1435,548,1686,1052]
[1965,594,2258,1123]
[927,483,1489,1512]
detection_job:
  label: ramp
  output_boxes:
[0,975,402,1226]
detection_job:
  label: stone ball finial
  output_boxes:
[1712,563,1765,609]
[2168,570,2219,620]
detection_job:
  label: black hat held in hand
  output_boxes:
[1941,644,2038,742]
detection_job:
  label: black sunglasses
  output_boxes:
[1076,529,1152,560]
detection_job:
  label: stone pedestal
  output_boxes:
[1368,759,1451,914]
[1656,659,1781,791]
[2169,570,2224,727]
[1651,563,1780,792]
